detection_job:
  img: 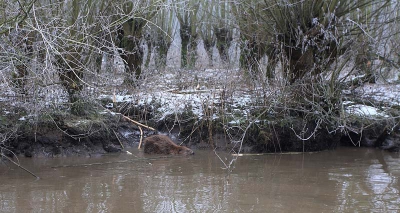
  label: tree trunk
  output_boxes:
[203,37,214,67]
[155,36,170,70]
[56,52,84,114]
[118,18,146,85]
[215,28,232,63]
[119,36,143,84]
[239,37,265,75]
[285,47,314,83]
[180,24,197,69]
[12,30,35,94]
[144,34,152,68]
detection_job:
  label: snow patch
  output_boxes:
[344,102,389,118]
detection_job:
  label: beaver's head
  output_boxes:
[178,146,194,155]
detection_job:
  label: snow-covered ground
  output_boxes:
[96,66,400,126]
[98,68,258,122]
[355,83,400,106]
[344,101,389,118]
[1,53,399,126]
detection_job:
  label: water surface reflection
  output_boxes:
[1,148,399,212]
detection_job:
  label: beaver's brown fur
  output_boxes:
[143,135,194,155]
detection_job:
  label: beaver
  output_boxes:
[143,135,194,155]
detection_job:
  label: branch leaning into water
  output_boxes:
[1,153,40,179]
[103,107,155,131]
[102,107,154,150]
[120,114,147,150]
[137,126,144,149]
[120,113,155,131]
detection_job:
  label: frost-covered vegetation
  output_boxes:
[1,0,400,157]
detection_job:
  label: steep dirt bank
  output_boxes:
[2,68,400,158]
[0,109,155,158]
[0,102,340,158]
[1,106,399,158]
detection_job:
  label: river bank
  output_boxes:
[1,105,398,158]
[1,68,400,158]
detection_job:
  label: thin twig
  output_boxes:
[112,129,124,150]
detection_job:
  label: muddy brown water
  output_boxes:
[1,147,400,213]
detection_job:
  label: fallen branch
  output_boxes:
[121,114,155,131]
[1,154,40,179]
[101,106,154,150]
[138,125,144,149]
[103,107,155,131]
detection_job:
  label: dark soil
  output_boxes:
[232,119,341,153]
[2,107,399,158]
[0,111,154,158]
[340,123,400,152]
